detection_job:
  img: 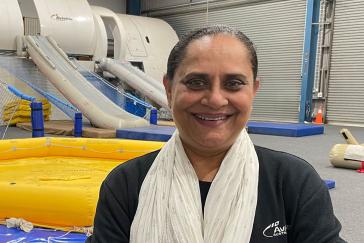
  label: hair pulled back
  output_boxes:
[166,25,258,81]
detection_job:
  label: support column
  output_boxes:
[299,0,321,122]
[127,0,141,15]
[30,101,44,137]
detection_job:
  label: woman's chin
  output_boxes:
[195,135,234,152]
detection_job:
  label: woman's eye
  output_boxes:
[184,79,207,90]
[225,79,245,90]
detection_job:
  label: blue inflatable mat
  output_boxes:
[247,122,324,137]
[117,125,176,141]
[0,225,87,242]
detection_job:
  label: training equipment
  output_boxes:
[116,121,326,142]
[330,144,364,170]
[0,224,87,242]
[340,128,359,145]
[2,99,50,125]
[0,80,38,138]
[25,36,149,129]
[247,121,324,137]
[329,128,364,172]
[117,125,176,141]
[0,81,21,138]
[324,179,336,189]
[0,137,164,230]
[313,105,323,124]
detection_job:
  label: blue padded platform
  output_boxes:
[324,179,336,190]
[117,125,176,141]
[116,122,324,141]
[0,225,87,242]
[247,121,324,137]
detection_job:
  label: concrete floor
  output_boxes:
[1,126,34,139]
[1,124,363,242]
[250,125,364,243]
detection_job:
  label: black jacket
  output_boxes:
[87,146,345,243]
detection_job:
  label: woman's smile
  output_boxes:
[192,112,233,127]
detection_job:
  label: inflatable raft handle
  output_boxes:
[340,128,359,145]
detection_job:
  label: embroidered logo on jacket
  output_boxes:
[263,221,288,238]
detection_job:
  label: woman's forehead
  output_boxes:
[185,34,248,56]
[183,34,250,62]
[173,35,253,80]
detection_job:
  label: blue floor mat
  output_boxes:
[116,125,176,141]
[116,122,324,142]
[324,179,336,189]
[0,225,87,242]
[247,121,324,137]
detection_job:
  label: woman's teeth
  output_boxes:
[195,114,227,121]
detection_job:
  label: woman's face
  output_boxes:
[164,34,259,155]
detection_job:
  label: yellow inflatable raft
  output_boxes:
[0,137,164,230]
[2,99,51,125]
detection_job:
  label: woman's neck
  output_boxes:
[183,144,228,182]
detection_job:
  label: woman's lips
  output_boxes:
[192,113,234,127]
[193,113,230,121]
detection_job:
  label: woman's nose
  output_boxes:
[201,86,228,109]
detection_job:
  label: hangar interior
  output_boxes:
[0,0,363,242]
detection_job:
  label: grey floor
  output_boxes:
[1,125,363,242]
[250,125,364,243]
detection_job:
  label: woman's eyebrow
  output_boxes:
[182,73,209,81]
[181,73,249,82]
[225,74,248,81]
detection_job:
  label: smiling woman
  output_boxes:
[87,25,346,243]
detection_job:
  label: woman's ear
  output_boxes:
[253,79,260,96]
[163,74,172,108]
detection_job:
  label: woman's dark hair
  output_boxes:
[166,25,258,81]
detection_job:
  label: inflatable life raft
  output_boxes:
[0,137,163,231]
[329,128,364,170]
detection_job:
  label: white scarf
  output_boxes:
[130,129,259,243]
